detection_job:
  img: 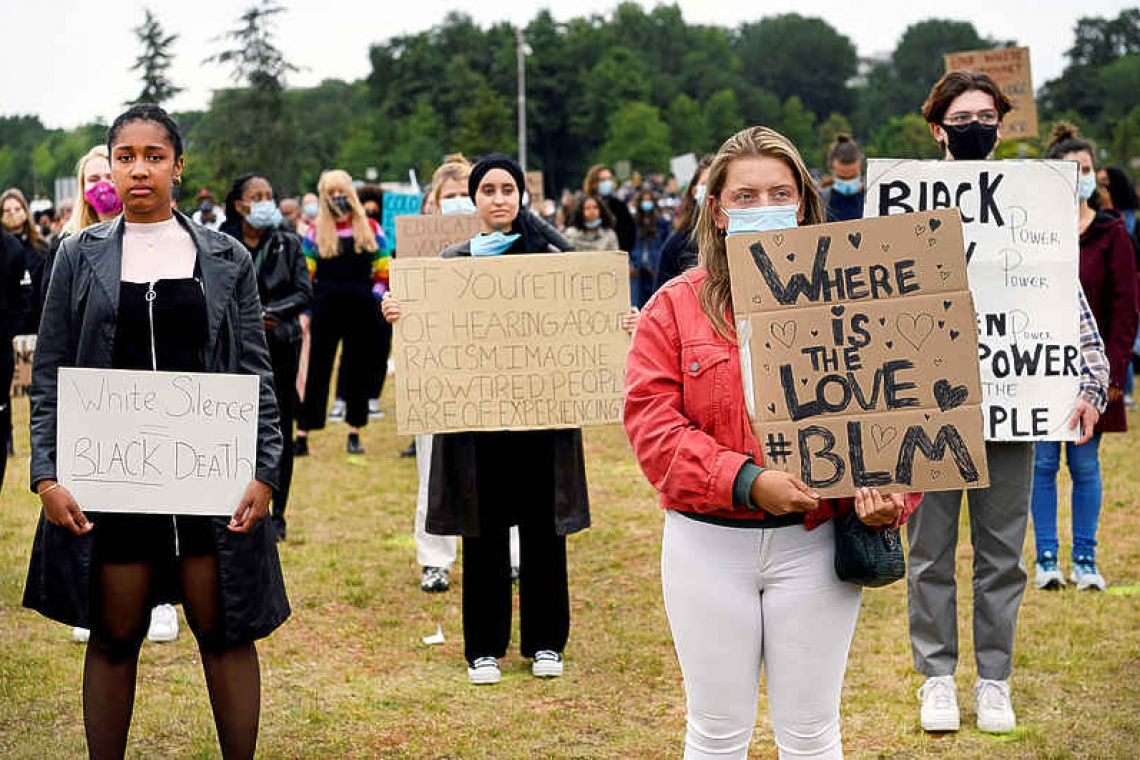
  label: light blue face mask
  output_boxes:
[470,231,521,256]
[724,204,799,236]
[440,196,476,216]
[832,177,862,196]
[1077,172,1097,201]
[640,200,656,213]
[246,200,282,230]
[598,179,615,197]
[585,217,602,229]
[694,184,707,207]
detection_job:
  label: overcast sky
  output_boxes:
[3,0,1132,129]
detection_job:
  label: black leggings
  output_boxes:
[335,309,391,402]
[0,345,11,494]
[268,336,299,517]
[84,556,260,759]
[300,293,379,430]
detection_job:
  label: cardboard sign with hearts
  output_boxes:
[728,208,989,498]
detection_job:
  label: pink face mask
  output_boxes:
[84,180,123,216]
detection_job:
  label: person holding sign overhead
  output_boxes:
[1030,124,1138,591]
[383,153,637,685]
[624,126,921,760]
[23,104,287,760]
[906,71,1108,736]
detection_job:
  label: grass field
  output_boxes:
[1,390,1138,758]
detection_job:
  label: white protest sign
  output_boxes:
[865,159,1081,441]
[670,153,699,187]
[57,368,260,515]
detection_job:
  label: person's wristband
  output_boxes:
[38,482,61,498]
[733,461,766,513]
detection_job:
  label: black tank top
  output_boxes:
[112,277,209,371]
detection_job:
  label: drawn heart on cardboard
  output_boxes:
[770,321,796,348]
[933,379,969,412]
[929,217,942,231]
[896,312,935,350]
[773,234,785,246]
[847,232,862,249]
[870,424,898,452]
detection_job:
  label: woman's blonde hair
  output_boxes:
[61,145,112,238]
[0,187,40,247]
[695,126,824,340]
[314,169,378,259]
[430,153,473,210]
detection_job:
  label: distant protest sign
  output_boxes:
[727,209,988,498]
[944,47,1037,138]
[525,171,545,207]
[390,251,630,435]
[670,153,698,187]
[395,214,481,259]
[866,159,1080,441]
[382,192,423,251]
[10,335,34,399]
[57,368,259,516]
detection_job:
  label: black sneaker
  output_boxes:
[399,440,417,458]
[293,436,309,457]
[347,432,365,455]
[420,566,449,592]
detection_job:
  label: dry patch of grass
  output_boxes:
[1,393,1137,757]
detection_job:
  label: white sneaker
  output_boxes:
[532,650,563,678]
[146,604,179,642]
[72,627,90,643]
[467,656,501,685]
[974,678,1016,734]
[328,399,346,422]
[1034,551,1065,590]
[368,398,385,419]
[918,675,960,732]
[1071,557,1107,591]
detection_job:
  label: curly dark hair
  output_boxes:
[107,103,184,161]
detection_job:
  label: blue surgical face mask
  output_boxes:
[640,200,656,213]
[585,217,602,229]
[470,231,521,257]
[598,179,615,197]
[724,204,799,236]
[246,200,282,230]
[303,202,318,218]
[833,177,862,196]
[1077,172,1097,202]
[440,196,476,216]
[694,184,707,207]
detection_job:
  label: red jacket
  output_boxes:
[624,268,920,529]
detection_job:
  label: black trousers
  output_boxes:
[461,451,570,663]
[268,335,299,517]
[299,292,378,430]
[0,345,11,493]
[335,309,391,401]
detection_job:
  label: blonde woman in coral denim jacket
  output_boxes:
[624,126,921,760]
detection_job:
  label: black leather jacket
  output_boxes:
[250,227,312,344]
[24,211,288,641]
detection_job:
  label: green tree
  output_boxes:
[667,94,709,156]
[736,14,858,120]
[775,96,817,163]
[128,8,182,105]
[597,102,672,174]
[866,113,942,159]
[1110,105,1140,167]
[1066,9,1140,67]
[456,80,516,159]
[704,89,742,152]
[816,112,854,167]
[1099,55,1140,123]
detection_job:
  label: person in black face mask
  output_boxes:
[922,69,1011,161]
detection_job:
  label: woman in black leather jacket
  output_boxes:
[221,174,313,541]
[24,104,286,760]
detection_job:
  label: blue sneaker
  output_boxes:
[1034,551,1064,590]
[1070,556,1106,591]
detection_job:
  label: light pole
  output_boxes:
[516,28,532,172]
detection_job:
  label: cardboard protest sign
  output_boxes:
[394,214,481,259]
[944,47,1037,138]
[57,368,259,515]
[381,192,423,251]
[728,209,988,498]
[10,335,35,399]
[525,171,545,207]
[865,159,1080,441]
[390,251,630,435]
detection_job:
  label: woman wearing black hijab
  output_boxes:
[383,154,635,685]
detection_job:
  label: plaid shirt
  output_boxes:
[1078,287,1110,413]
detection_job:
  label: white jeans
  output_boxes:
[414,434,518,569]
[661,511,862,759]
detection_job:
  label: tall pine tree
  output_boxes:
[129,9,182,105]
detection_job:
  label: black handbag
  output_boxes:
[833,508,905,587]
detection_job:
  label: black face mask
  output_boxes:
[942,121,998,161]
[366,209,381,222]
[330,196,351,216]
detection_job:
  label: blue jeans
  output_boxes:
[1031,435,1103,561]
